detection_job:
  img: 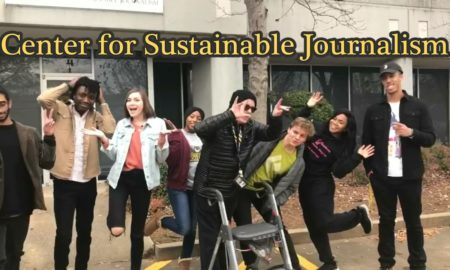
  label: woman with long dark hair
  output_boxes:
[298,93,375,270]
[84,88,169,270]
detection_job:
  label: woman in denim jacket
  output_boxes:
[85,88,169,270]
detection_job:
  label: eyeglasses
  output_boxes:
[244,105,257,113]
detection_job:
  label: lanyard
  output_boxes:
[231,125,245,186]
[231,125,242,154]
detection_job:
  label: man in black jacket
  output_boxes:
[362,61,435,270]
[0,87,56,270]
[194,90,284,270]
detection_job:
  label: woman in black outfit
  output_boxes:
[298,93,375,270]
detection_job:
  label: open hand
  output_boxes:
[158,132,167,149]
[357,144,375,159]
[67,77,79,88]
[307,92,323,108]
[83,128,106,138]
[84,128,109,147]
[97,87,106,104]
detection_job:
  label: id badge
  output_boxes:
[234,169,246,188]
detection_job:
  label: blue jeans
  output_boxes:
[161,189,196,258]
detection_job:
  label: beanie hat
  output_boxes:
[184,106,205,122]
[228,89,257,109]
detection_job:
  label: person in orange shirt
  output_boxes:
[86,89,168,270]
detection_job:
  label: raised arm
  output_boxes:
[155,119,169,164]
[333,145,374,178]
[194,111,234,139]
[95,87,116,135]
[38,108,56,169]
[36,83,70,114]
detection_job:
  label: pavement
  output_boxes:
[20,182,450,270]
[21,181,154,270]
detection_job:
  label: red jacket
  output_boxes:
[166,131,191,190]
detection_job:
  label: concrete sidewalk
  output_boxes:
[147,226,450,270]
[155,211,450,261]
[21,182,154,270]
[20,182,450,270]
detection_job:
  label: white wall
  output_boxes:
[192,57,243,117]
[0,0,247,35]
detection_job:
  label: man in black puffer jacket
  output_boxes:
[194,90,284,270]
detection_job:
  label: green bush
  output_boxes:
[270,90,334,122]
[428,142,450,173]
[152,165,169,203]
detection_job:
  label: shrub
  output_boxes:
[346,163,369,186]
[152,165,169,204]
[428,142,450,173]
[269,90,334,122]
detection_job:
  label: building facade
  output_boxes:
[0,0,449,178]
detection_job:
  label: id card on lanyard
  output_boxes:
[232,125,246,188]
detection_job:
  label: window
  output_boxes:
[350,67,383,140]
[271,65,309,97]
[312,66,349,109]
[418,69,449,143]
[0,56,40,130]
[43,57,92,74]
[153,62,183,127]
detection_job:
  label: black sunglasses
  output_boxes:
[244,105,257,113]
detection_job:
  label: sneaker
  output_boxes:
[317,263,339,270]
[143,209,166,236]
[357,204,372,234]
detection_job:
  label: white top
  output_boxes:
[182,129,203,189]
[387,102,403,177]
[70,106,91,183]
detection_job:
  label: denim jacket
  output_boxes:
[102,117,169,190]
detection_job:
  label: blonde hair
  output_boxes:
[289,117,315,138]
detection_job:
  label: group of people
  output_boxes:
[0,60,434,270]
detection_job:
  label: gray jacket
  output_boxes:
[0,121,56,211]
[244,133,305,210]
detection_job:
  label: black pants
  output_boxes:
[196,192,240,270]
[107,170,151,270]
[299,177,360,265]
[0,215,30,270]
[233,189,301,270]
[53,178,97,270]
[370,175,426,270]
